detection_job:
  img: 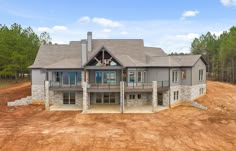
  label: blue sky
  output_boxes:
[0,0,236,53]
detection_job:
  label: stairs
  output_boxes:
[191,101,208,110]
[7,96,32,106]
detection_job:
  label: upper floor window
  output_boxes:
[172,70,178,83]
[55,72,62,82]
[77,71,81,83]
[129,72,135,83]
[199,69,203,81]
[137,71,145,83]
[181,70,186,80]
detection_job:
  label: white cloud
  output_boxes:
[36,25,67,33]
[34,19,235,53]
[220,0,236,6]
[102,29,112,33]
[176,33,199,41]
[37,27,51,32]
[92,17,122,27]
[121,31,128,35]
[181,10,199,20]
[52,26,67,31]
[78,16,90,23]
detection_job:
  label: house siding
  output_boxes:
[32,69,46,85]
[192,59,206,85]
[180,68,192,86]
[147,68,169,83]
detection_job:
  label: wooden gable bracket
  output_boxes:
[94,57,102,66]
[106,57,113,65]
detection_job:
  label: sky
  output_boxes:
[0,0,236,53]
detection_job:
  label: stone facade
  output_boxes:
[32,85,45,101]
[170,84,207,105]
[125,93,152,107]
[162,91,169,106]
[49,91,83,106]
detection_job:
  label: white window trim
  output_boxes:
[172,70,178,83]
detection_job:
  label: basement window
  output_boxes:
[174,91,179,101]
[129,94,135,99]
[137,94,141,99]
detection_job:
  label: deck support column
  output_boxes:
[82,82,88,113]
[120,81,125,113]
[45,81,49,110]
[152,81,157,112]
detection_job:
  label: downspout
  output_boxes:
[168,56,171,108]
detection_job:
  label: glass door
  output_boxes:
[69,72,76,85]
[95,71,102,84]
[63,92,76,104]
[103,93,109,104]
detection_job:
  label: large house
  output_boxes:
[29,32,207,113]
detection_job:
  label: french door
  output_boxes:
[95,93,116,104]
[63,92,76,104]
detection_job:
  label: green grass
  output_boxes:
[0,79,30,88]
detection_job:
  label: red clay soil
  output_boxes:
[0,81,235,151]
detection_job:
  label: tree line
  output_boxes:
[0,23,51,81]
[191,26,236,84]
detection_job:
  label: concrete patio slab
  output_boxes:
[124,105,153,113]
[87,105,120,113]
[50,104,82,111]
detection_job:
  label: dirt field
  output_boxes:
[0,81,235,151]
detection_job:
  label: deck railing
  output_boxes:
[49,81,82,88]
[125,82,152,89]
[88,82,120,89]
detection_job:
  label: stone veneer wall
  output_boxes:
[32,85,45,101]
[170,84,207,105]
[125,93,152,107]
[162,91,169,106]
[49,91,83,106]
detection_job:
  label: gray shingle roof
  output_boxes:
[29,39,202,69]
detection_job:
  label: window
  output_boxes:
[129,94,135,99]
[95,71,102,84]
[199,69,203,81]
[103,71,116,84]
[55,72,62,82]
[69,72,76,85]
[137,94,141,99]
[199,88,204,95]
[63,72,69,85]
[181,70,186,80]
[137,71,145,83]
[77,71,81,83]
[172,70,178,83]
[63,92,75,104]
[129,72,135,83]
[174,91,179,101]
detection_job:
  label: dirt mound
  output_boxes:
[0,81,235,151]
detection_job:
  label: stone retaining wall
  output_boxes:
[32,85,45,101]
[8,96,32,106]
